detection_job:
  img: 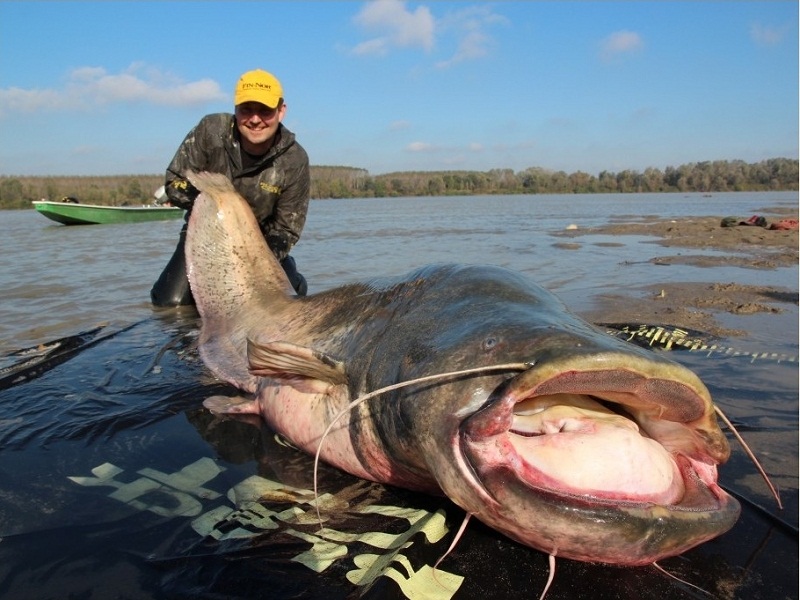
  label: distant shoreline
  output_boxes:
[1,158,797,209]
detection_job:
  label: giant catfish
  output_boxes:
[184,171,740,566]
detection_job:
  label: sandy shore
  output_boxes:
[554,204,799,336]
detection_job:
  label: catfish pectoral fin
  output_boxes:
[247,339,347,384]
[203,395,260,415]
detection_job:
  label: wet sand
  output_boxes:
[555,204,799,336]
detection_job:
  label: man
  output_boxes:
[151,69,309,307]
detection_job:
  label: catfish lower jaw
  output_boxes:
[467,459,741,565]
[460,426,741,564]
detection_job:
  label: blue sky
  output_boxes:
[0,1,796,176]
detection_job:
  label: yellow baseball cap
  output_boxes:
[234,69,283,108]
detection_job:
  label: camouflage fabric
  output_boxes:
[165,113,310,260]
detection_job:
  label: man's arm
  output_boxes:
[164,118,217,209]
[264,152,310,260]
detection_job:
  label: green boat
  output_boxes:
[32,198,184,225]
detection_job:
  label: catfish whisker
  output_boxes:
[714,404,782,509]
[312,362,532,528]
[431,512,472,589]
[539,552,556,600]
[651,561,714,596]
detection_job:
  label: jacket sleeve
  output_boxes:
[164,120,211,210]
[264,148,310,260]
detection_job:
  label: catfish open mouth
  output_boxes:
[457,355,742,564]
[462,355,735,513]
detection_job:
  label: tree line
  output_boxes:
[310,158,798,198]
[1,157,796,210]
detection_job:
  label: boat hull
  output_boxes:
[32,201,183,225]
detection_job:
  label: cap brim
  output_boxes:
[235,92,281,108]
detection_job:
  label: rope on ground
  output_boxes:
[601,323,797,363]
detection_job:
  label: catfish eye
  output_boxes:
[482,336,499,351]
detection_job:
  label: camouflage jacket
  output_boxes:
[165,113,310,260]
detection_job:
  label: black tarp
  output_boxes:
[0,316,796,599]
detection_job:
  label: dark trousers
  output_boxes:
[150,231,307,307]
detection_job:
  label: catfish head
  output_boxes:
[349,265,740,565]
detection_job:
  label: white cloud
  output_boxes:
[350,1,506,67]
[0,64,226,117]
[352,0,435,56]
[70,145,99,156]
[0,87,62,115]
[351,38,389,57]
[599,30,644,63]
[750,23,789,46]
[70,66,108,82]
[407,141,436,152]
[435,5,507,68]
[406,140,484,155]
[435,29,490,69]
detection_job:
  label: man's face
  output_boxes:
[235,101,286,151]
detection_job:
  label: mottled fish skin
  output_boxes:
[184,171,740,565]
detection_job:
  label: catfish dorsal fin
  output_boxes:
[248,339,348,386]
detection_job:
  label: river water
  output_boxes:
[3,191,796,355]
[0,191,797,599]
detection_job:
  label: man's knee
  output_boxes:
[151,235,195,307]
[151,279,195,307]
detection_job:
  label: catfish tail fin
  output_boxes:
[184,170,295,391]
